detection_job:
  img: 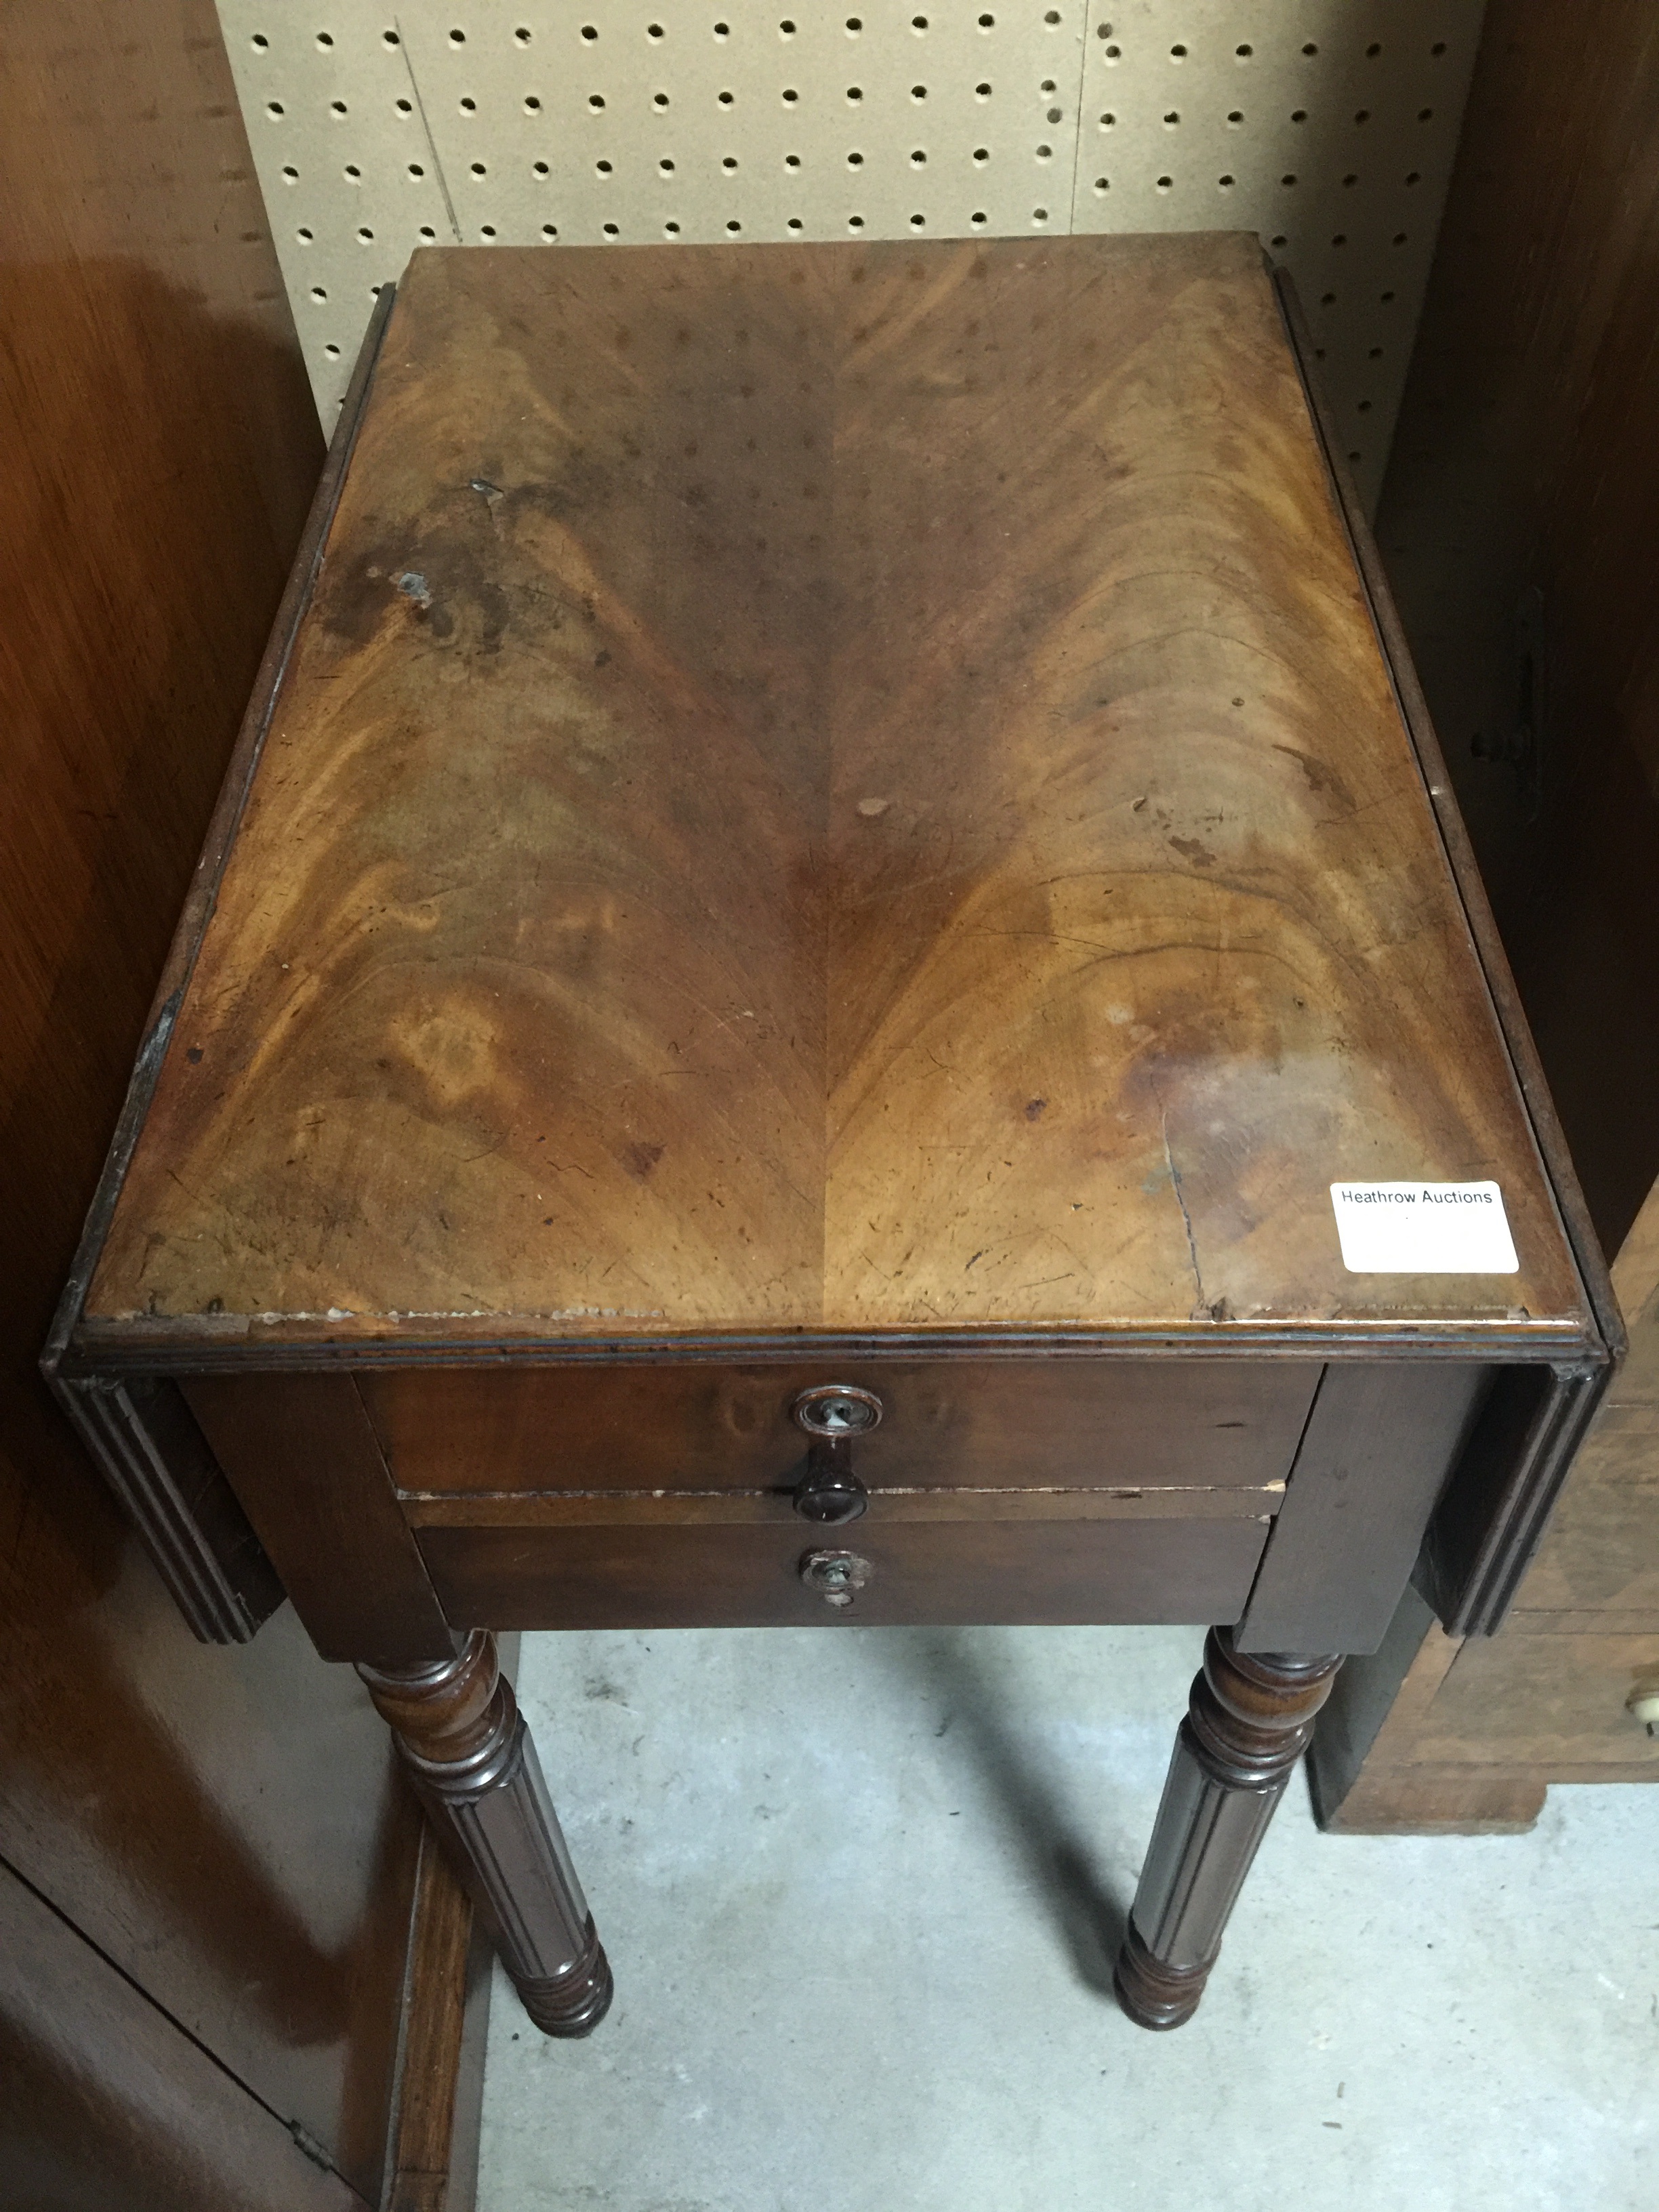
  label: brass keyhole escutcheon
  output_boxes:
[799,1549,875,1610]
[792,1382,883,1439]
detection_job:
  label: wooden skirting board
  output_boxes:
[382,1833,492,2212]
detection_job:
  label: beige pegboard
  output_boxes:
[1071,1,1482,506]
[219,0,1483,509]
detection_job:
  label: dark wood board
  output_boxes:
[1313,1178,1659,1822]
[185,1374,457,1662]
[416,1513,1267,1631]
[1306,0,1659,1824]
[1237,1361,1488,1655]
[384,1830,484,2212]
[1372,0,1659,1260]
[0,0,439,2199]
[363,1355,1320,1497]
[0,1857,367,2212]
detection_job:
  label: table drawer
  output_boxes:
[415,1514,1269,1631]
[363,1358,1320,1501]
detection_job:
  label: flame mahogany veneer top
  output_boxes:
[88,235,1591,1347]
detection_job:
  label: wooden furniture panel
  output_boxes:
[1372,0,1659,1257]
[1313,1180,1659,1829]
[0,1,485,2202]
[1311,1600,1659,1833]
[82,238,1589,1347]
[417,1515,1269,1633]
[1238,1361,1489,1655]
[185,1374,456,1664]
[0,1860,365,2212]
[363,1357,1322,1498]
[0,1573,424,2199]
[1307,0,1659,1832]
[49,234,1616,2041]
[1406,1631,1659,1778]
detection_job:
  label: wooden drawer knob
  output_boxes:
[790,1384,880,1524]
[792,1435,868,1524]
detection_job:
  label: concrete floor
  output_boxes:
[478,1624,1658,2212]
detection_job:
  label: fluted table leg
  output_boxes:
[359,1630,613,2038]
[1115,1628,1342,2031]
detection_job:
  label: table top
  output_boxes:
[84,234,1592,1355]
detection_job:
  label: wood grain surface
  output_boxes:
[0,1860,365,2212]
[1307,0,1659,1824]
[1374,0,1659,1259]
[86,234,1586,1346]
[383,1831,478,2212]
[1236,1361,1486,1655]
[415,1513,1267,1631]
[0,1,434,2201]
[1312,1172,1659,1824]
[360,1356,1318,1495]
[184,1374,457,1662]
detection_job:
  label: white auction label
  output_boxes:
[1329,1182,1519,1273]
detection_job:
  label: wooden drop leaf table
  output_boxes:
[47,237,1618,2038]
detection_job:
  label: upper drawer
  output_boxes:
[361,1358,1322,1498]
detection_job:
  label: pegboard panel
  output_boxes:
[218,0,1484,510]
[397,4,1090,245]
[1072,1,1483,506]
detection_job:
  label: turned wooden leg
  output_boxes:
[1114,1628,1342,2031]
[359,1630,613,2038]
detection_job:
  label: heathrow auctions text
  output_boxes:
[1333,1187,1498,1206]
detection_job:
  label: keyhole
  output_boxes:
[800,1547,874,1607]
[793,1382,882,1437]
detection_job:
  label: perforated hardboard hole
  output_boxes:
[218,0,1484,512]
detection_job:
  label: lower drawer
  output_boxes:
[415,1514,1269,1630]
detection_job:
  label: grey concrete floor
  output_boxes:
[478,1625,1658,2212]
